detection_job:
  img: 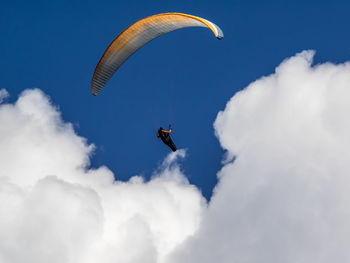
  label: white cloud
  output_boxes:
[0,89,9,103]
[2,50,350,263]
[169,50,350,263]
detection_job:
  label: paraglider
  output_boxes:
[91,12,223,95]
[91,12,223,151]
[157,125,177,152]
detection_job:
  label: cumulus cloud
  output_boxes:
[2,50,350,263]
[0,89,9,103]
[169,50,350,263]
[0,89,205,263]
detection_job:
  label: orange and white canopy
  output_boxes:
[91,13,224,96]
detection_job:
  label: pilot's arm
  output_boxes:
[161,129,172,134]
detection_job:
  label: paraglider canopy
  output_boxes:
[91,12,224,96]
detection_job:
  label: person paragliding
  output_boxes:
[157,125,177,152]
[90,12,223,151]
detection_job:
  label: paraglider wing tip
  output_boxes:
[215,26,224,40]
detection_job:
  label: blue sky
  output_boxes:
[1,0,350,199]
